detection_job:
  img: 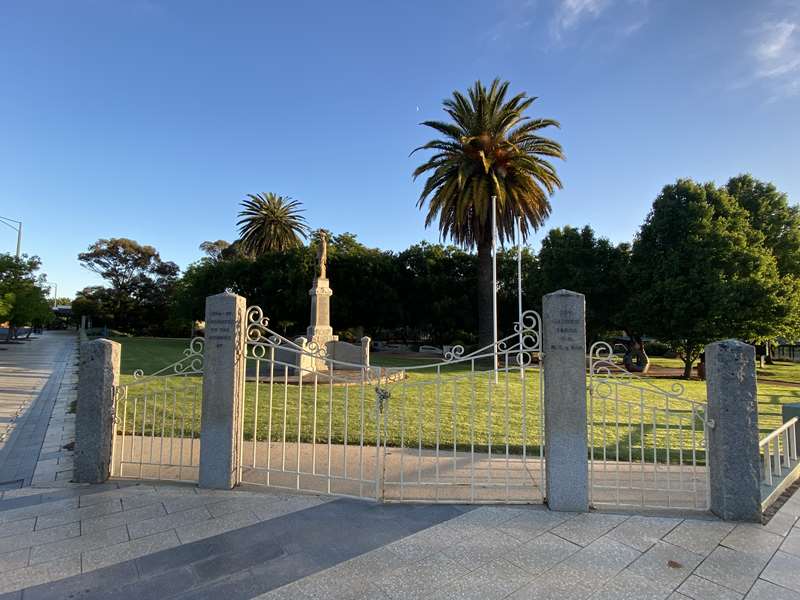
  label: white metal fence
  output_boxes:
[111,338,203,482]
[107,307,736,512]
[760,417,798,487]
[238,305,544,503]
[588,342,710,510]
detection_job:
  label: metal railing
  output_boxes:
[760,417,798,487]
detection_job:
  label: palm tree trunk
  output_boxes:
[477,233,494,353]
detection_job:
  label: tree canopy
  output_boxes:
[0,254,52,339]
[237,193,310,256]
[538,226,630,341]
[76,238,180,335]
[627,179,797,376]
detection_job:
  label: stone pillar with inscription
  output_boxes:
[543,289,589,512]
[199,292,247,489]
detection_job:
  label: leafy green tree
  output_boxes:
[7,281,52,338]
[0,293,11,322]
[726,175,800,279]
[0,254,52,339]
[726,175,800,357]
[71,287,109,325]
[77,239,179,334]
[412,78,564,349]
[628,179,792,377]
[494,245,541,337]
[538,226,630,341]
[198,240,231,262]
[48,296,73,307]
[237,194,310,256]
[396,243,478,343]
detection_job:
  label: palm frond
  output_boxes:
[236,193,310,256]
[413,79,565,247]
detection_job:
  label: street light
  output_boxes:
[0,216,22,258]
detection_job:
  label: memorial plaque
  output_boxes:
[543,290,589,512]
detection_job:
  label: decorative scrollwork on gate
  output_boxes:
[589,341,688,401]
[129,336,205,385]
[509,309,542,366]
[514,310,542,353]
[443,345,465,362]
[388,307,543,373]
[245,305,274,344]
[245,304,328,359]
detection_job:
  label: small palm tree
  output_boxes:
[412,78,564,349]
[237,193,310,256]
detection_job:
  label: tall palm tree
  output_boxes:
[237,193,310,256]
[412,78,565,350]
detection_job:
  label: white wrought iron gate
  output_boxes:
[240,306,383,499]
[587,342,710,510]
[238,305,545,504]
[111,338,204,482]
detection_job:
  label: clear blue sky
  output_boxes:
[1,0,798,297]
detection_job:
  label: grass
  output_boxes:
[646,356,685,369]
[112,337,800,464]
[111,336,195,375]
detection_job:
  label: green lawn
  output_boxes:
[111,336,197,375]
[112,337,800,464]
[646,356,685,369]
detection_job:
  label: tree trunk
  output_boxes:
[682,357,693,379]
[765,342,775,365]
[477,234,494,355]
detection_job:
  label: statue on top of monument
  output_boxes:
[315,230,328,280]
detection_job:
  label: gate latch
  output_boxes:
[375,387,390,413]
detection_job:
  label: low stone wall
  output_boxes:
[325,337,370,369]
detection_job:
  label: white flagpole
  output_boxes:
[517,216,523,355]
[492,195,498,382]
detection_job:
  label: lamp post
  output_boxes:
[0,216,22,258]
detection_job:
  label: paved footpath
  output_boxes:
[0,332,76,488]
[2,333,800,598]
[2,482,800,599]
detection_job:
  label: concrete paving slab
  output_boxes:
[550,511,629,546]
[745,578,800,599]
[677,574,743,600]
[760,551,800,594]
[695,546,770,594]
[663,518,735,555]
